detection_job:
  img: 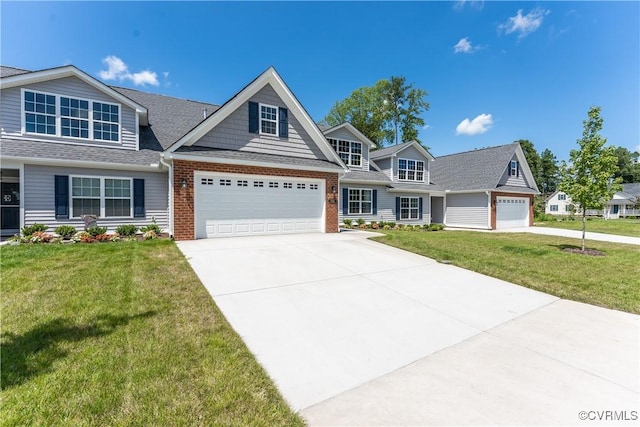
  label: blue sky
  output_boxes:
[2,1,638,159]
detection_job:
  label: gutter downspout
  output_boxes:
[486,190,492,230]
[159,153,174,238]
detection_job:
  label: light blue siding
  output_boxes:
[499,154,529,187]
[338,184,430,224]
[445,192,489,229]
[323,127,371,171]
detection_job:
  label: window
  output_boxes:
[348,189,372,215]
[550,205,558,212]
[269,182,279,188]
[398,159,425,182]
[23,90,120,142]
[565,205,571,212]
[237,180,248,187]
[260,104,278,135]
[328,138,362,167]
[71,176,132,218]
[510,160,519,176]
[310,184,318,190]
[400,197,419,220]
[219,179,231,186]
[558,193,566,201]
[201,178,214,185]
[297,183,306,189]
[253,181,264,187]
[283,182,293,189]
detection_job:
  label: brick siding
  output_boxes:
[173,159,339,240]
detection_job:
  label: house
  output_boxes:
[545,184,640,218]
[1,63,539,240]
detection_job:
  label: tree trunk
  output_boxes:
[581,210,586,251]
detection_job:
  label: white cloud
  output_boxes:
[456,113,493,136]
[422,124,431,130]
[454,0,484,10]
[454,37,475,54]
[498,8,550,39]
[98,55,159,86]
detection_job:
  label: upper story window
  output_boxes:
[398,159,424,182]
[260,104,278,135]
[510,160,519,176]
[23,89,120,142]
[328,138,362,167]
[558,193,566,201]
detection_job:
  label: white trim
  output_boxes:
[399,196,420,220]
[69,175,134,219]
[0,160,25,233]
[328,137,363,167]
[1,135,136,151]
[167,152,343,173]
[21,88,122,144]
[322,122,377,148]
[0,155,163,172]
[397,158,425,182]
[370,140,435,162]
[166,67,347,171]
[1,65,148,125]
[258,103,279,136]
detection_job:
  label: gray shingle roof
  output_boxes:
[431,143,520,191]
[173,146,344,171]
[387,182,443,193]
[0,66,30,78]
[341,169,392,183]
[621,183,640,198]
[369,141,415,159]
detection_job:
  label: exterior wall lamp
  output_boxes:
[181,178,188,189]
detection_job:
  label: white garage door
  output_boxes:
[496,196,529,228]
[194,173,324,238]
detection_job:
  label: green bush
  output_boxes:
[397,224,405,230]
[343,219,352,228]
[429,223,443,231]
[140,223,162,234]
[21,223,48,237]
[534,213,555,222]
[387,222,396,228]
[54,225,77,238]
[86,226,108,237]
[383,224,391,230]
[356,218,365,226]
[116,224,139,236]
[422,224,431,231]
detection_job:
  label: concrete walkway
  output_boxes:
[499,226,640,245]
[178,231,639,426]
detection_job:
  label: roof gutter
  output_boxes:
[0,155,164,172]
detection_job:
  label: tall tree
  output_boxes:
[324,76,429,147]
[539,148,560,194]
[613,146,640,183]
[559,106,622,251]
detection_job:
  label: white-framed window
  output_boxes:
[328,138,362,167]
[71,176,132,218]
[269,181,278,188]
[550,205,558,212]
[283,182,293,189]
[400,197,420,220]
[398,159,425,182]
[297,183,306,189]
[510,160,519,176]
[219,179,231,186]
[558,193,566,201]
[348,189,372,215]
[22,89,121,142]
[253,181,264,187]
[259,103,278,135]
[237,180,247,187]
[310,184,319,190]
[565,205,571,212]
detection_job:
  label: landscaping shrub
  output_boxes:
[387,222,396,228]
[116,224,139,236]
[397,224,405,230]
[343,219,352,228]
[29,231,52,243]
[54,225,77,238]
[356,218,365,226]
[143,230,157,240]
[21,223,48,237]
[371,222,379,229]
[359,223,367,229]
[534,213,555,222]
[140,223,162,234]
[86,226,108,237]
[383,224,391,230]
[422,224,431,231]
[95,233,113,242]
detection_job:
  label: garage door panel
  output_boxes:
[496,197,529,228]
[196,173,324,238]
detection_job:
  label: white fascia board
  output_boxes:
[339,179,393,186]
[2,156,164,172]
[323,123,377,148]
[167,152,343,174]
[386,187,434,194]
[1,65,149,125]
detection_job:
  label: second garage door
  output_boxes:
[194,173,324,238]
[496,196,530,228]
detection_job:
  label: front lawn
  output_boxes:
[1,240,303,426]
[535,217,640,238]
[374,231,640,314]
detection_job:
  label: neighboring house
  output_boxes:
[545,191,573,215]
[545,184,640,218]
[1,63,540,240]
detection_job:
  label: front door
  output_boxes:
[1,182,20,232]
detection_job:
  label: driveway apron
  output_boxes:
[177,231,639,426]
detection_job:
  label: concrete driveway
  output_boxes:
[177,231,639,426]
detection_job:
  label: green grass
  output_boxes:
[373,231,640,314]
[535,217,640,237]
[1,240,304,427]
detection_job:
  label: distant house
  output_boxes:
[544,184,640,218]
[1,63,540,240]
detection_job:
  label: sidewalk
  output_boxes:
[498,226,640,246]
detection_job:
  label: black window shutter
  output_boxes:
[248,102,259,133]
[395,197,401,221]
[342,188,349,216]
[133,179,145,218]
[517,162,520,177]
[419,197,423,219]
[54,175,69,219]
[278,107,288,137]
[372,190,378,215]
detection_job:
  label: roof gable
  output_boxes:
[0,65,149,125]
[370,140,434,161]
[322,123,376,147]
[166,67,346,168]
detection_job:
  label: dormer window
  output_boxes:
[328,138,362,167]
[23,89,120,142]
[510,160,519,176]
[398,159,425,182]
[260,104,278,135]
